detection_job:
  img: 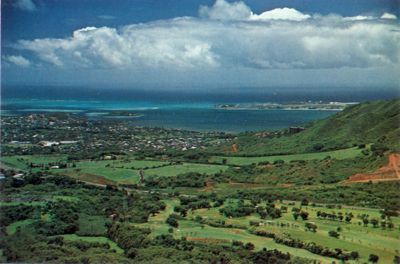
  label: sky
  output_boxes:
[1,0,400,93]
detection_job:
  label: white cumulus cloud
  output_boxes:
[199,0,252,20]
[381,12,397,20]
[250,8,311,21]
[3,55,31,67]
[10,0,400,71]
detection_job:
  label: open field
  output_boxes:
[0,154,68,170]
[1,154,228,185]
[143,163,228,177]
[210,146,366,165]
[55,161,228,184]
[134,199,400,264]
[6,219,34,235]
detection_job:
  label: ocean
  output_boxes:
[2,87,398,132]
[0,98,336,132]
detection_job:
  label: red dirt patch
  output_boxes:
[231,144,238,153]
[346,153,400,183]
[64,172,116,186]
[231,229,244,234]
[278,183,293,188]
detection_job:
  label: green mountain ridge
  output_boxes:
[222,99,400,155]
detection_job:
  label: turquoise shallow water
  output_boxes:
[1,98,337,132]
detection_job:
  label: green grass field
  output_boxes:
[143,163,228,177]
[52,161,228,184]
[6,219,34,235]
[72,159,169,169]
[210,146,365,166]
[133,198,400,264]
[0,154,68,170]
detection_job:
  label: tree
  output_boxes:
[301,198,309,206]
[305,222,317,232]
[362,218,369,227]
[313,143,324,151]
[166,215,179,228]
[293,212,299,220]
[300,211,309,220]
[328,230,340,238]
[350,251,359,260]
[370,219,379,228]
[369,254,379,263]
[244,242,255,250]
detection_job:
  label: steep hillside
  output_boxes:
[218,99,400,155]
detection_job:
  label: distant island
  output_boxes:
[216,101,358,111]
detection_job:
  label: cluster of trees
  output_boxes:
[249,229,276,239]
[316,210,353,223]
[0,205,37,226]
[328,230,340,238]
[165,214,180,228]
[220,200,255,218]
[256,203,282,219]
[107,221,297,263]
[292,208,309,221]
[304,222,317,232]
[359,216,394,229]
[179,195,213,210]
[108,223,151,255]
[1,230,129,263]
[274,236,359,261]
[35,201,79,235]
[145,172,207,188]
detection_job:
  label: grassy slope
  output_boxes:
[53,161,228,184]
[144,163,228,177]
[210,146,364,165]
[0,155,68,170]
[135,199,400,263]
[221,99,400,155]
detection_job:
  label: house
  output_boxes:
[60,141,78,144]
[289,127,305,134]
[12,173,24,179]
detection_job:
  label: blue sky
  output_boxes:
[1,0,399,92]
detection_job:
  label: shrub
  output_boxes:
[166,214,179,228]
[313,143,324,151]
[369,254,379,263]
[328,230,340,238]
